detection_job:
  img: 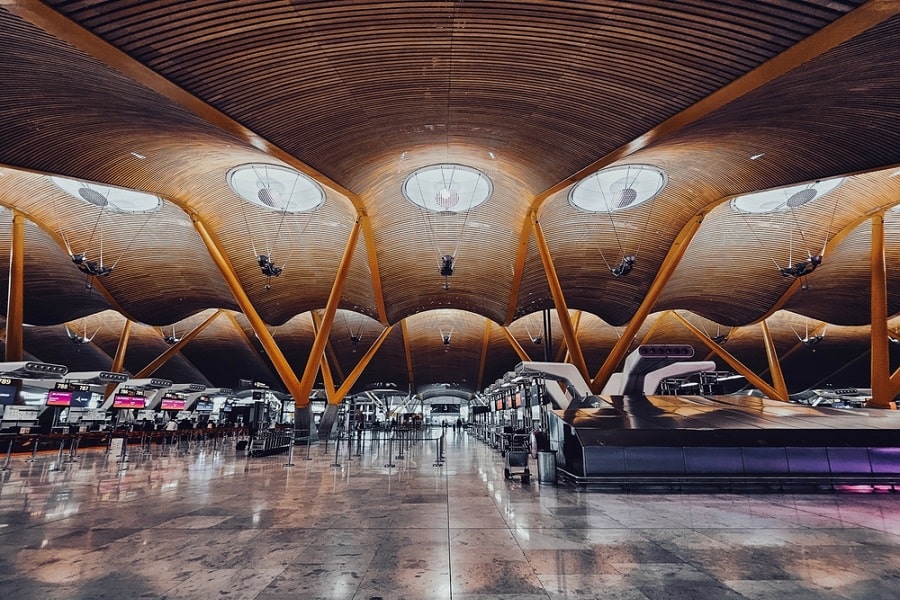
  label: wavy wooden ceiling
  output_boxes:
[1,1,899,396]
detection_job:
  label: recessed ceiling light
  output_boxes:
[402,164,492,213]
[731,177,844,214]
[750,153,765,160]
[50,176,162,213]
[227,164,324,213]
[569,164,667,213]
[130,151,146,160]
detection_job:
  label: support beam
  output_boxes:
[759,319,789,401]
[401,319,415,392]
[319,353,337,404]
[591,213,705,392]
[103,319,132,398]
[502,326,532,363]
[134,310,223,378]
[192,216,306,403]
[294,219,361,408]
[318,311,346,384]
[109,320,132,374]
[671,311,786,401]
[532,216,589,383]
[476,319,492,391]
[310,311,337,404]
[5,210,24,361]
[870,213,894,408]
[504,215,535,325]
[556,310,581,362]
[359,214,388,325]
[890,363,900,400]
[333,326,393,401]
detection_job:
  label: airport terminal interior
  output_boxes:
[2,1,900,599]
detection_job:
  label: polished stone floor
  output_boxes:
[1,429,900,599]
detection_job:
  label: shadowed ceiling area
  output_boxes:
[1,1,899,400]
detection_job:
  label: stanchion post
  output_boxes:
[65,435,80,463]
[25,436,39,463]
[117,432,129,468]
[283,433,296,468]
[384,434,396,468]
[330,431,341,468]
[433,431,445,467]
[396,428,405,460]
[49,438,65,472]
[346,429,353,462]
[1,437,14,471]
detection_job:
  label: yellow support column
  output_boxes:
[104,320,133,398]
[759,319,789,401]
[294,219,361,408]
[870,213,894,408]
[502,326,532,363]
[191,216,306,403]
[310,311,337,404]
[532,216,589,383]
[592,214,704,392]
[333,326,393,400]
[134,310,223,378]
[672,311,785,401]
[5,210,24,361]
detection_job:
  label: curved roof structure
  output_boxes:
[1,1,899,401]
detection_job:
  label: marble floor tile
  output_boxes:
[2,432,900,600]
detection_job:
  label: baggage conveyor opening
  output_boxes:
[513,346,900,491]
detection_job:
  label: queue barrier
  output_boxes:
[0,427,251,465]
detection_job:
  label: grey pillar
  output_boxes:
[295,404,314,443]
[316,403,341,439]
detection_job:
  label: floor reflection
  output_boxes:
[1,431,899,599]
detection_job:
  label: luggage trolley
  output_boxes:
[503,431,531,483]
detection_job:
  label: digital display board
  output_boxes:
[112,395,145,409]
[160,398,186,410]
[46,389,74,407]
[0,378,22,406]
[70,389,93,408]
[195,395,214,411]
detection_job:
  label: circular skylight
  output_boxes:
[51,176,162,213]
[228,164,325,213]
[731,177,844,214]
[402,164,492,213]
[569,164,667,213]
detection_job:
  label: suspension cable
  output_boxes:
[110,208,157,269]
[736,208,783,270]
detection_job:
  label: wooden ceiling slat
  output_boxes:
[1,0,895,393]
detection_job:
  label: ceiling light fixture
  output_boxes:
[731,177,844,214]
[402,164,492,289]
[227,164,324,213]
